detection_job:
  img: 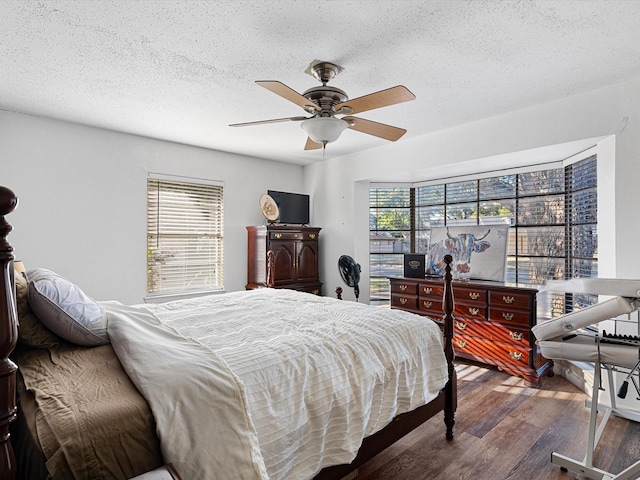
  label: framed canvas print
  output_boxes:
[426,225,509,282]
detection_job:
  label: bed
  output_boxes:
[0,185,456,480]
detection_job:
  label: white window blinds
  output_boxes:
[146,175,224,295]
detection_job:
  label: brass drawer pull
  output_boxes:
[400,298,408,305]
[469,292,480,300]
[502,296,515,304]
[274,233,282,239]
[509,351,523,361]
[468,307,480,316]
[294,234,299,238]
[509,331,523,341]
[400,284,407,291]
[423,287,432,295]
[455,321,467,330]
[455,339,468,349]
[503,313,514,321]
[308,233,316,239]
[423,301,432,308]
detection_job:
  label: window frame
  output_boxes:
[146,173,224,301]
[369,155,597,313]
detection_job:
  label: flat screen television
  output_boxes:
[267,190,310,225]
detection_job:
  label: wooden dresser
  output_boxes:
[246,225,322,295]
[389,277,553,387]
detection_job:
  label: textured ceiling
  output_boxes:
[2,0,640,165]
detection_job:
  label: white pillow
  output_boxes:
[27,268,109,346]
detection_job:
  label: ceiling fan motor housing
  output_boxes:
[302,86,348,114]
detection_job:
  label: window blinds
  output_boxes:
[147,176,224,295]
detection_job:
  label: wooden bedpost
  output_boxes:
[266,250,275,288]
[442,254,456,440]
[0,186,18,480]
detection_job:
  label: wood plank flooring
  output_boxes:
[355,362,640,480]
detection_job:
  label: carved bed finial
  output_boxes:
[0,186,18,480]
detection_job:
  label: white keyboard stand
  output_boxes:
[551,356,640,479]
[533,278,640,479]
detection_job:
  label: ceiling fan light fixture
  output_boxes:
[301,116,348,145]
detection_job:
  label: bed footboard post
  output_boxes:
[0,187,18,480]
[442,254,456,440]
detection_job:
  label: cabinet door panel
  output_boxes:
[271,242,295,284]
[296,243,318,281]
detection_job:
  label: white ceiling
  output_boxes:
[2,0,640,166]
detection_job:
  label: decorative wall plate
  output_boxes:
[259,194,279,222]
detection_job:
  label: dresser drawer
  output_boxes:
[391,293,418,310]
[489,306,531,326]
[454,318,529,345]
[419,284,444,298]
[454,304,486,321]
[419,298,443,316]
[391,280,418,295]
[453,335,531,368]
[297,285,322,296]
[489,290,533,310]
[269,231,307,241]
[455,286,487,305]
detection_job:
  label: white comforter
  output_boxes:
[106,288,448,480]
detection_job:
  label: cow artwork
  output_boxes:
[427,227,492,277]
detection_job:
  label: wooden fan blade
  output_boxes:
[304,137,323,150]
[343,116,407,141]
[335,85,415,115]
[256,81,321,112]
[229,116,308,127]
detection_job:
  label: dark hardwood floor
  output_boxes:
[355,362,640,480]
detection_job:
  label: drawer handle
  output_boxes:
[469,292,480,300]
[400,284,407,291]
[509,351,523,361]
[455,321,467,330]
[468,307,480,316]
[455,339,467,349]
[308,233,316,239]
[502,296,515,304]
[423,287,432,295]
[509,331,523,341]
[423,301,432,308]
[274,233,282,239]
[503,313,514,321]
[400,298,408,305]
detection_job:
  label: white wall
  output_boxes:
[1,110,304,304]
[4,75,639,306]
[307,76,640,302]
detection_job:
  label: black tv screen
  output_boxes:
[268,190,310,225]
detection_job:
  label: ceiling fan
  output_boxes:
[230,60,416,150]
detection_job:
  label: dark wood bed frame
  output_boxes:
[0,186,456,480]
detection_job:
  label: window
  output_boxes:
[146,174,224,297]
[370,155,597,312]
